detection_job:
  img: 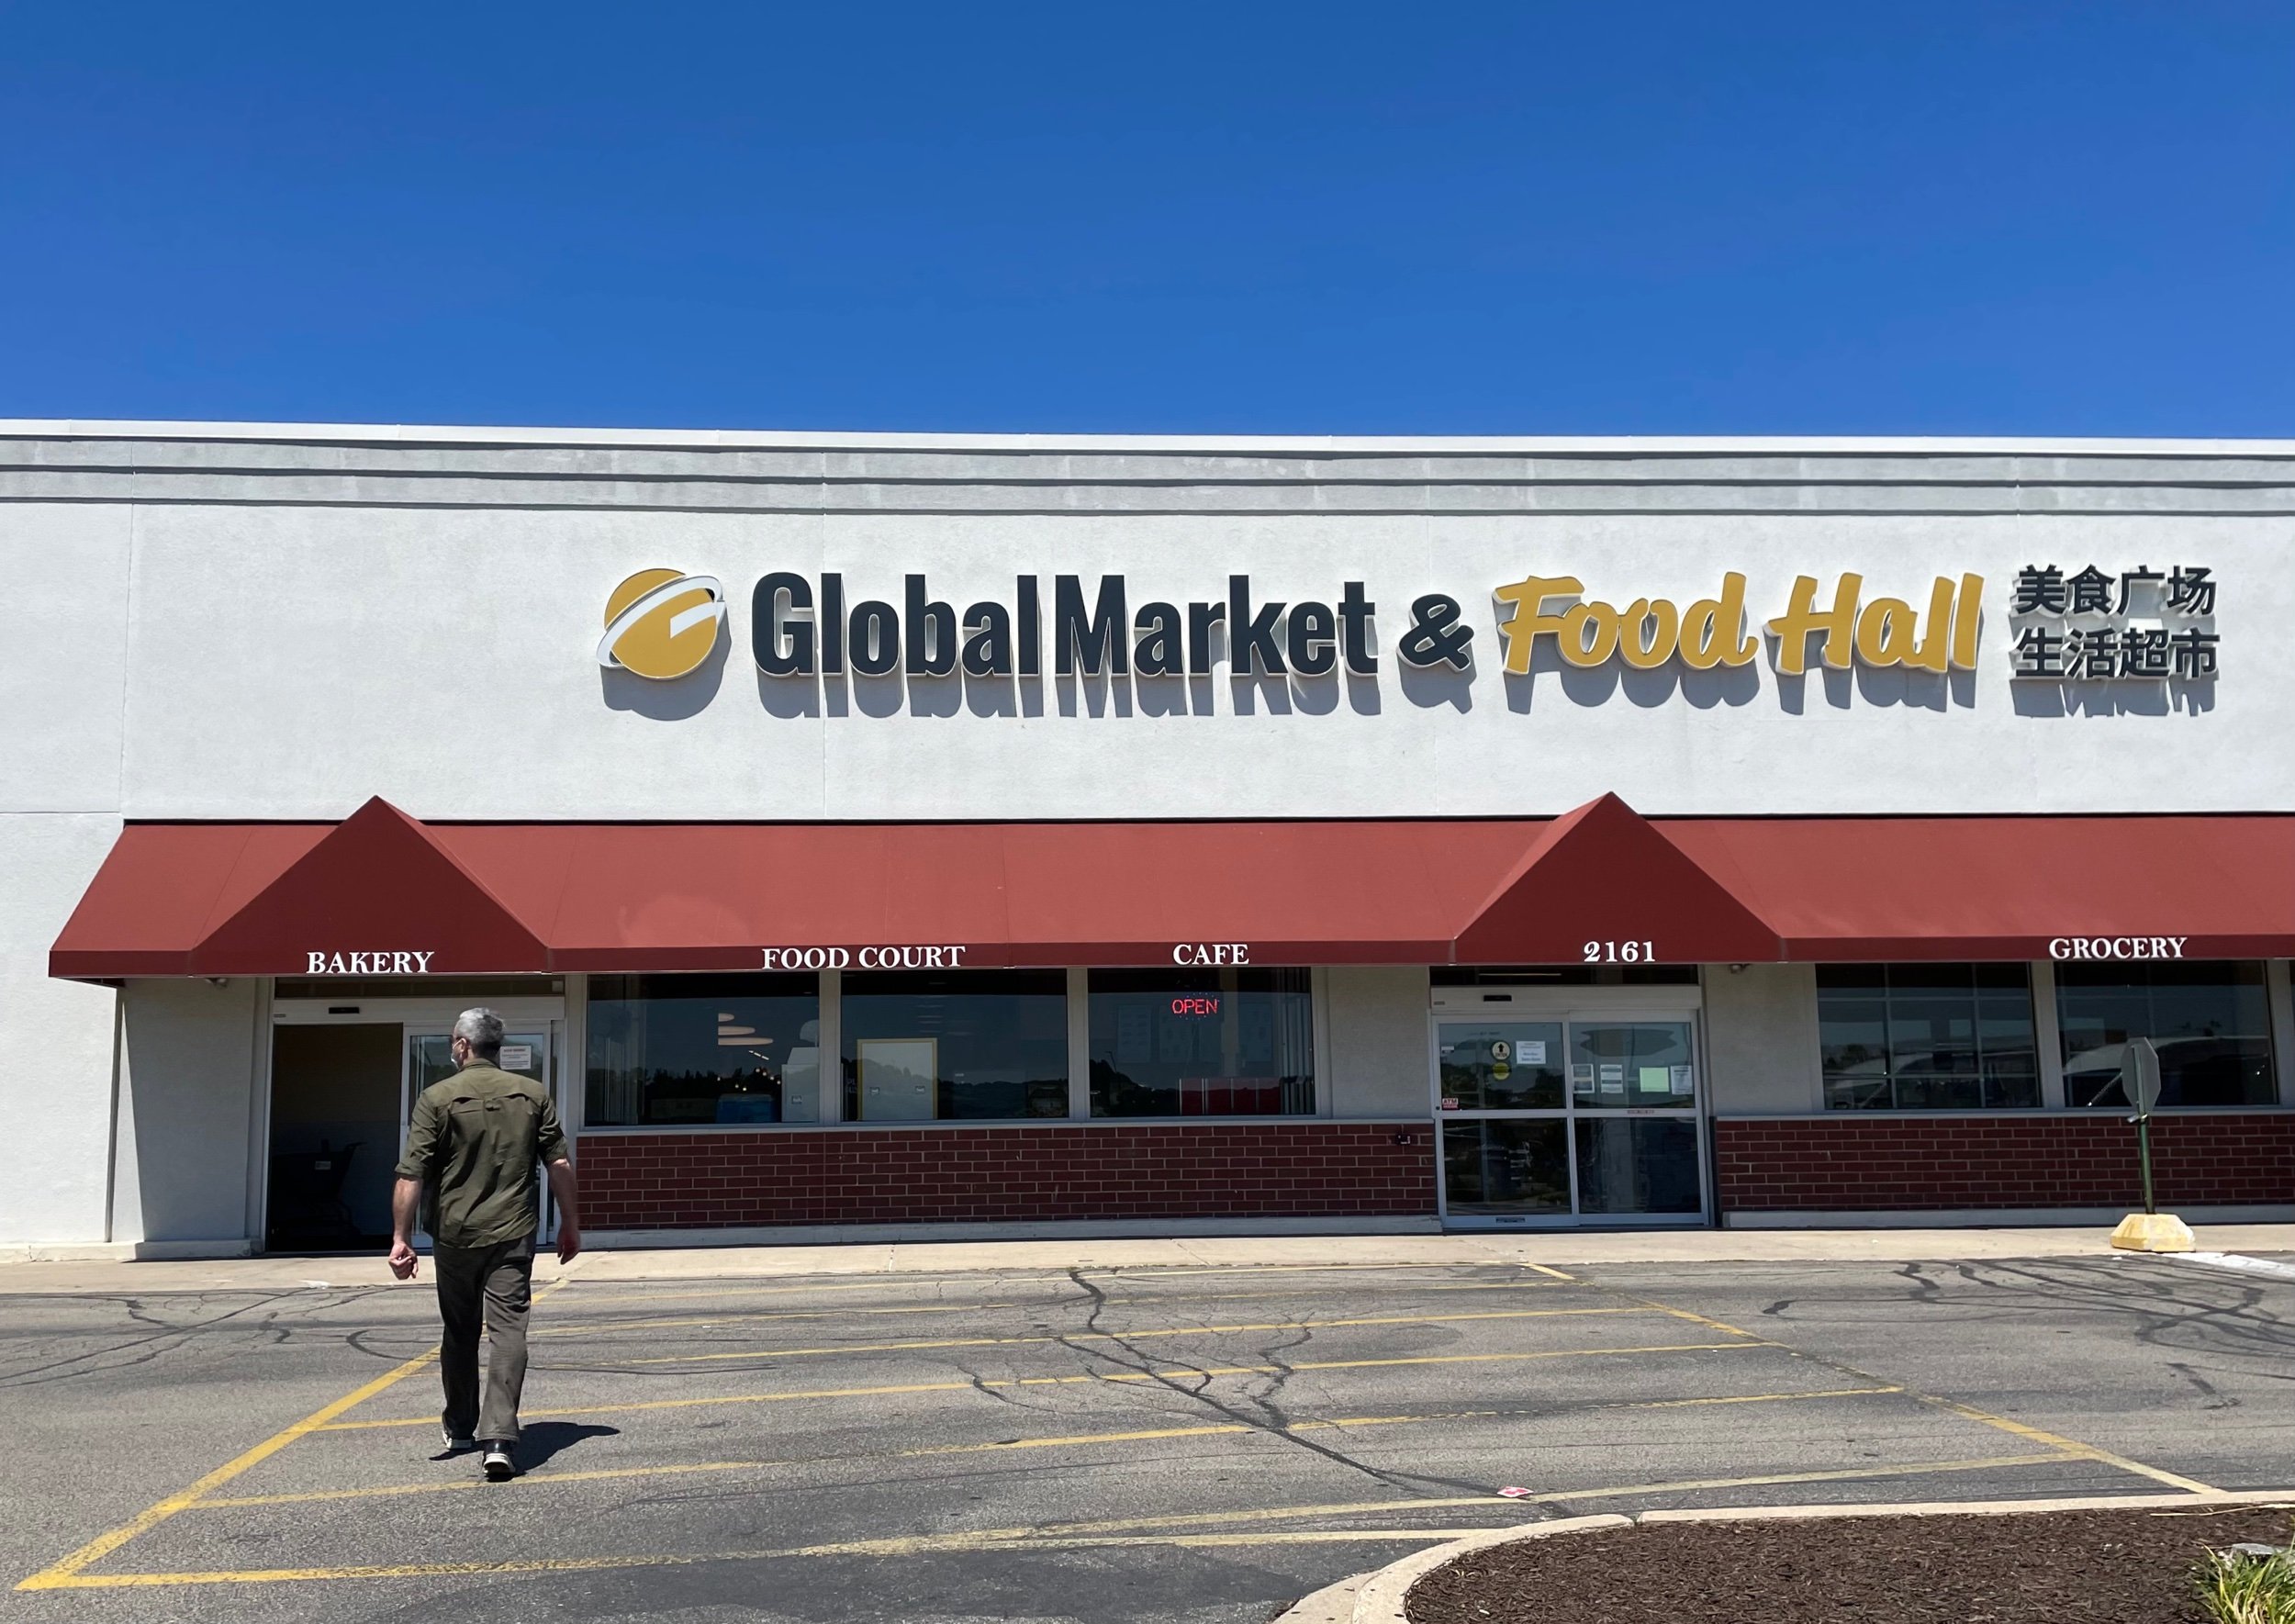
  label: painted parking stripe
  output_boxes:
[612,1305,1678,1365]
[32,1451,2076,1590]
[322,1339,1773,1430]
[1621,1291,2220,1495]
[532,1279,1579,1339]
[198,1387,1905,1509]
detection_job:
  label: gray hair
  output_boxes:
[453,1007,506,1059]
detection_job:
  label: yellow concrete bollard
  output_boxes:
[2110,1213,2196,1252]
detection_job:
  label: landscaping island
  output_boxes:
[1405,1506,2295,1624]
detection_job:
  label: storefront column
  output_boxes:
[2031,959,2067,1108]
[562,972,588,1134]
[1065,968,1091,1119]
[2267,959,2295,1106]
[815,968,844,1125]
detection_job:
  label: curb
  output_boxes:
[1275,1489,2295,1624]
[2167,1250,2295,1284]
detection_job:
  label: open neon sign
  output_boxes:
[1170,996,1222,1017]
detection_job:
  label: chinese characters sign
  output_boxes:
[2008,565,2218,681]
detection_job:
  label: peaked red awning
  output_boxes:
[1453,793,1782,965]
[190,797,551,976]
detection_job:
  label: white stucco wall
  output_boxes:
[1323,967,1433,1117]
[4,502,135,1247]
[95,503,2295,822]
[1703,964,1824,1115]
[112,978,262,1249]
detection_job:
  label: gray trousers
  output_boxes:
[433,1236,534,1443]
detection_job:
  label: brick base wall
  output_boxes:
[577,1122,1438,1229]
[1717,1112,2295,1212]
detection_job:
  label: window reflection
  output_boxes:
[842,969,1069,1121]
[1819,965,2039,1111]
[1088,969,1314,1117]
[2057,962,2274,1107]
[586,973,823,1126]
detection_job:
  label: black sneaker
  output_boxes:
[481,1442,517,1481]
[441,1427,476,1453]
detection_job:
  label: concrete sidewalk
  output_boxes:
[5,1223,2292,1294]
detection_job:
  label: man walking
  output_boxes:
[388,1007,580,1481]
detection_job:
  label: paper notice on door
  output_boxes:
[1600,1078,1626,1094]
[1671,1065,1695,1092]
[1572,1062,1595,1086]
[1599,1064,1624,1082]
[1637,1066,1670,1093]
[499,1044,533,1071]
[1517,1039,1547,1065]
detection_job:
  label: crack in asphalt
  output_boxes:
[0,1287,349,1387]
[1038,1266,1487,1499]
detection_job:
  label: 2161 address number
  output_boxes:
[1583,940,1656,963]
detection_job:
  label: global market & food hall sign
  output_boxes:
[597,564,2221,689]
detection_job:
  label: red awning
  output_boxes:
[1454,794,1779,965]
[48,798,2295,979]
[1666,815,2295,961]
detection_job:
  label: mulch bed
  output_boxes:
[1405,1505,2295,1624]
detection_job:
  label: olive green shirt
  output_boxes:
[394,1064,569,1249]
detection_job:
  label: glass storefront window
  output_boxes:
[2057,961,2275,1108]
[1088,969,1314,1117]
[1437,1021,1563,1111]
[842,969,1069,1121]
[1570,1019,1696,1109]
[587,973,823,1126]
[1819,965,2040,1110]
[1441,1119,1571,1216]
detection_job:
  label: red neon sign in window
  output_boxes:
[1170,996,1221,1017]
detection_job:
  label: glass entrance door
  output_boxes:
[1435,1010,1706,1226]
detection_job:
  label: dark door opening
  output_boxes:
[267,1024,401,1251]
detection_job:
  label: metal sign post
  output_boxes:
[2108,1036,2191,1251]
[2121,1036,2164,1216]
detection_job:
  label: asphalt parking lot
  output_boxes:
[5,1252,2292,1622]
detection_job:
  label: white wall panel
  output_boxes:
[102,503,2290,822]
[1,814,125,1245]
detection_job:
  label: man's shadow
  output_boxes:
[433,1421,619,1468]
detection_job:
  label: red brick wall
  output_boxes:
[577,1122,1438,1229]
[1718,1112,2295,1212]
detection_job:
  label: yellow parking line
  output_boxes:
[37,1450,2073,1590]
[533,1279,1575,1340]
[325,1339,1768,1429]
[203,1385,1905,1510]
[15,1346,442,1592]
[24,1529,1501,1588]
[1512,1452,2071,1504]
[14,1278,587,1595]
[547,1280,939,1307]
[1631,1296,2218,1495]
[617,1305,1669,1365]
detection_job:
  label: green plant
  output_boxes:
[2195,1540,2295,1624]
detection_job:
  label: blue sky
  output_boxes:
[2,4,2289,433]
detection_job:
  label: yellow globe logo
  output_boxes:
[597,568,726,680]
